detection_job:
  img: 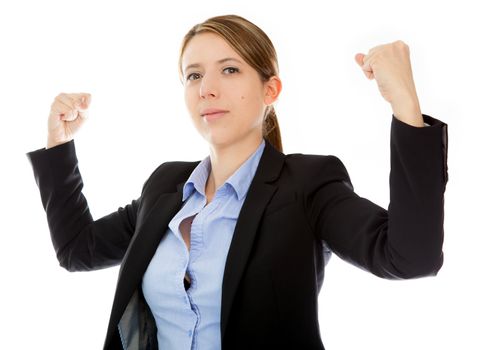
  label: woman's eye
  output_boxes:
[186,72,201,81]
[223,67,239,74]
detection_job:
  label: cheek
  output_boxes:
[184,89,197,112]
[183,89,190,106]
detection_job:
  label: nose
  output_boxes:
[199,74,218,99]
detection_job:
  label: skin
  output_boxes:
[47,92,91,149]
[355,40,424,127]
[181,32,282,203]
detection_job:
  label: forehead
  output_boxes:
[182,32,244,71]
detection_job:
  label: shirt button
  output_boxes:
[188,329,193,337]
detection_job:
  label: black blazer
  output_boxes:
[28,115,448,350]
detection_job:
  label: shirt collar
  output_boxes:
[182,139,266,202]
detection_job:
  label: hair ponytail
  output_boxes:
[263,106,282,153]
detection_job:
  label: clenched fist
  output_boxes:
[47,93,91,149]
[355,40,424,127]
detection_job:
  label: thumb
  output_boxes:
[355,53,374,80]
[354,53,365,67]
[75,94,91,119]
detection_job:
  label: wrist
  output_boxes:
[47,137,71,149]
[391,94,424,127]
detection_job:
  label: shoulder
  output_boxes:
[275,153,356,206]
[282,152,352,185]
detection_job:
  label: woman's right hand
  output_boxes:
[47,92,92,149]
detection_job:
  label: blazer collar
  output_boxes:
[106,138,285,342]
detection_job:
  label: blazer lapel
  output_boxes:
[106,178,191,341]
[220,139,285,339]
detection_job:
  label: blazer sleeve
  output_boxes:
[27,140,140,272]
[305,114,448,279]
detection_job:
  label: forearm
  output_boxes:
[386,114,448,277]
[391,93,424,127]
[28,141,93,257]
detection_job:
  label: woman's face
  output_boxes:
[181,32,279,149]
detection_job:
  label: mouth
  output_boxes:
[200,109,229,121]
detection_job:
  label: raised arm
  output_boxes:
[27,93,139,271]
[306,41,448,278]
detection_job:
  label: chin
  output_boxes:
[203,134,238,148]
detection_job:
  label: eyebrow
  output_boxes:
[183,57,243,73]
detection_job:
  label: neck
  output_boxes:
[205,133,264,197]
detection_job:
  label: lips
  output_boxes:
[200,108,229,117]
[200,108,229,121]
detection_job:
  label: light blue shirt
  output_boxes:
[142,139,266,349]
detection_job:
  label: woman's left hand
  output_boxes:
[355,40,424,127]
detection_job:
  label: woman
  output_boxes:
[28,14,448,350]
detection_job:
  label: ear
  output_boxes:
[263,76,282,105]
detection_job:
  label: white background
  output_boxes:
[1,0,484,349]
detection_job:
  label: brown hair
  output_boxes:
[178,14,283,153]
